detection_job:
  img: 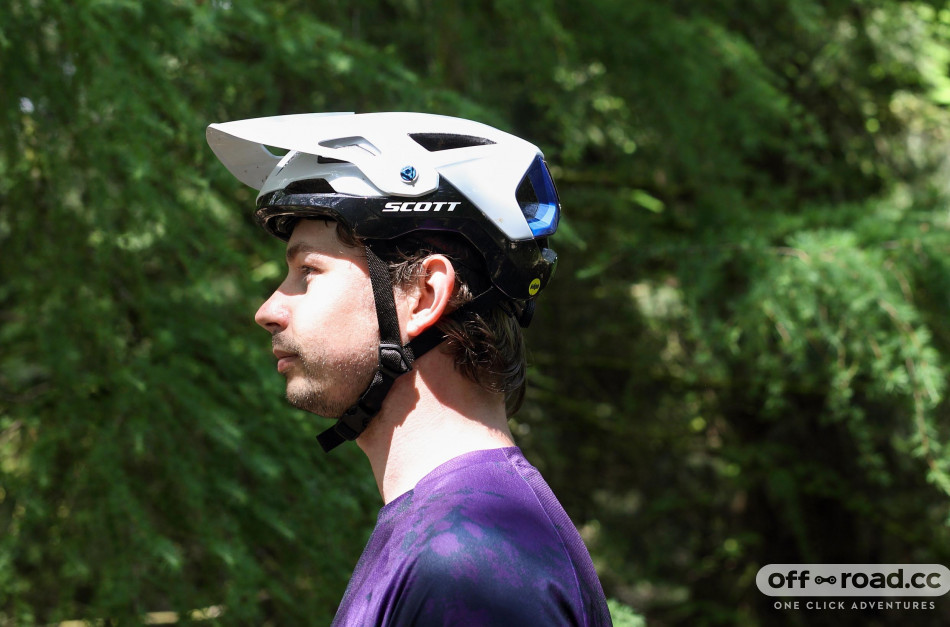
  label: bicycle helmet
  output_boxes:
[207,112,560,451]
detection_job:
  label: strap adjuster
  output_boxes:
[378,342,413,380]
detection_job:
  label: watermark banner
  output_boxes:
[756,564,950,597]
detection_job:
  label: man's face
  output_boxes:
[255,220,378,417]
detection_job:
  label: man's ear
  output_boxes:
[405,255,455,339]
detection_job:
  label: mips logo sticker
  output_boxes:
[528,278,541,296]
[756,564,950,597]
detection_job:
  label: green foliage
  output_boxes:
[608,598,647,627]
[3,0,950,625]
[0,1,394,623]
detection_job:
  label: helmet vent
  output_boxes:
[516,176,539,204]
[409,133,496,152]
[318,136,381,156]
[517,155,560,238]
[283,178,336,194]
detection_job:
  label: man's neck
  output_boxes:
[355,351,514,504]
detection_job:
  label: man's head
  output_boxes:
[255,218,529,417]
[207,112,560,451]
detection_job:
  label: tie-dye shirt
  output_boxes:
[331,447,612,626]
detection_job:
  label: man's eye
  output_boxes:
[300,265,319,277]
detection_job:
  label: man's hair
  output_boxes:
[328,219,527,414]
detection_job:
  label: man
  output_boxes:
[207,112,611,626]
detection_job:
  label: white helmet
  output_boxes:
[207,112,561,450]
[207,112,559,301]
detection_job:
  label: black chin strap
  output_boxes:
[316,246,445,453]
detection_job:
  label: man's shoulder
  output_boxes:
[402,448,563,544]
[393,453,595,613]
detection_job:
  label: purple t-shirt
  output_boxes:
[331,447,612,626]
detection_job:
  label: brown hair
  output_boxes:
[332,220,527,415]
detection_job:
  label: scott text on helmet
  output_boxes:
[382,201,461,212]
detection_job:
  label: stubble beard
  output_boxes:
[277,335,378,419]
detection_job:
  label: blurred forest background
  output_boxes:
[3,0,950,625]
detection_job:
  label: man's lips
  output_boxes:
[273,349,298,373]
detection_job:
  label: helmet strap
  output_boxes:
[316,245,443,453]
[315,245,520,453]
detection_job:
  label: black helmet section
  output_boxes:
[255,178,558,302]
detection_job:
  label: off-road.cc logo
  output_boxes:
[756,564,950,597]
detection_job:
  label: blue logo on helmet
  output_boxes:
[400,166,418,183]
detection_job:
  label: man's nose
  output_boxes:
[255,291,289,333]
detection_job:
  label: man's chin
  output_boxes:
[285,384,347,419]
[281,365,377,419]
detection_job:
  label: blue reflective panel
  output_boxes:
[522,156,560,237]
